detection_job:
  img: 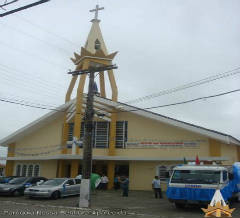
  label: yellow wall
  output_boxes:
[117,112,209,158]
[129,161,179,191]
[65,112,239,163]
[14,118,64,157]
[221,143,238,164]
[13,160,58,179]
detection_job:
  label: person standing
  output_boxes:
[152,176,162,198]
[100,174,109,190]
[120,176,129,197]
[114,175,120,190]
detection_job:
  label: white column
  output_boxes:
[79,179,91,207]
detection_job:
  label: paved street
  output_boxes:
[0,190,240,218]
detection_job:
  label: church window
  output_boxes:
[67,121,128,148]
[16,165,21,176]
[68,123,74,141]
[22,165,27,176]
[116,121,128,148]
[27,165,33,177]
[158,165,170,181]
[93,121,109,148]
[34,165,40,176]
[67,122,89,147]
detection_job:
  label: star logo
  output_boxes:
[202,189,235,217]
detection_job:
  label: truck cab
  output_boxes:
[167,165,234,208]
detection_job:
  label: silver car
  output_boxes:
[24,178,81,199]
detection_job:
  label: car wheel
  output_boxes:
[12,190,21,197]
[175,202,186,209]
[51,191,60,200]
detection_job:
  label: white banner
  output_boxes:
[126,141,201,149]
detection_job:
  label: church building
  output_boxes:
[1,6,240,191]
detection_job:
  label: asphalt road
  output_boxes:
[0,190,239,218]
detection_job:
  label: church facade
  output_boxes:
[1,6,240,191]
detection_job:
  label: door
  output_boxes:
[73,179,81,194]
[63,179,75,196]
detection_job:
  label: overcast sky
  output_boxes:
[0,0,240,162]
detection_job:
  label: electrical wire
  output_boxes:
[0,65,66,96]
[0,22,72,55]
[0,63,66,90]
[0,40,67,70]
[0,88,239,115]
[14,14,79,48]
[126,66,240,105]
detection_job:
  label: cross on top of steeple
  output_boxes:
[89,4,104,21]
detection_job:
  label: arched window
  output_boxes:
[33,165,40,176]
[22,165,27,176]
[27,165,33,177]
[16,165,21,176]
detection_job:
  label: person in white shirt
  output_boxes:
[152,176,162,198]
[100,174,109,190]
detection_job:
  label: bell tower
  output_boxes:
[61,5,118,188]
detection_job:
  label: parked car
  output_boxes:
[0,176,19,184]
[0,177,47,196]
[24,178,81,199]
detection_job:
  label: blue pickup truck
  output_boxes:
[166,163,240,208]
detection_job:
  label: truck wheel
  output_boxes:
[175,202,186,209]
[51,191,60,200]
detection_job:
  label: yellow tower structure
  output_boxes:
[61,5,118,188]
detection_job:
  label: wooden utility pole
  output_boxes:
[82,71,94,180]
[68,64,117,207]
[79,71,94,208]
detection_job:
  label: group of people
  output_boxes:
[99,174,162,199]
[98,174,129,197]
[114,175,129,197]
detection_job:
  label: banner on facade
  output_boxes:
[126,141,203,149]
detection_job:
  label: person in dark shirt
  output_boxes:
[114,175,120,190]
[120,175,129,197]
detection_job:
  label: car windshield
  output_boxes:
[9,177,28,184]
[42,179,65,186]
[171,170,221,184]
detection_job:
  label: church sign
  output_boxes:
[126,140,202,149]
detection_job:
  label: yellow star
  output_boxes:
[202,201,235,217]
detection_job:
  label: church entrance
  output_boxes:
[115,163,129,177]
[92,161,107,176]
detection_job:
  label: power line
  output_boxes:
[0,22,72,55]
[15,14,79,47]
[0,40,67,70]
[0,65,66,96]
[0,94,60,108]
[0,88,239,115]
[0,0,18,9]
[0,0,50,17]
[126,88,240,112]
[0,63,66,90]
[0,72,65,102]
[126,66,240,105]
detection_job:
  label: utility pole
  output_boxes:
[68,64,117,207]
[0,0,50,17]
[80,71,94,208]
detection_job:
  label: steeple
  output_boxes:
[62,5,118,155]
[84,5,108,55]
[62,5,119,193]
[69,4,118,101]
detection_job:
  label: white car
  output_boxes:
[24,178,81,199]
